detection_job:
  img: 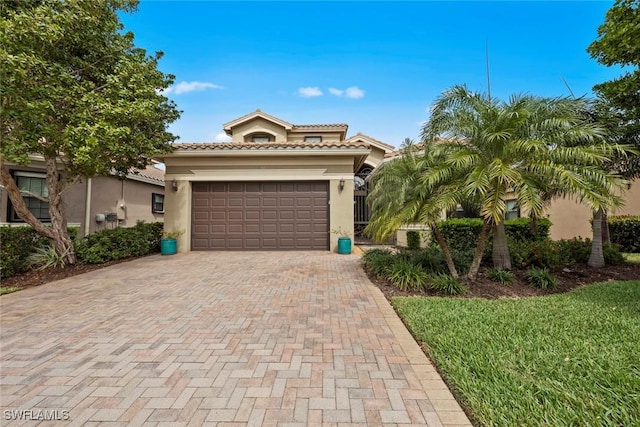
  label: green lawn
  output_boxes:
[624,253,640,263]
[393,281,640,426]
[0,286,21,296]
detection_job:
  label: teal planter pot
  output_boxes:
[337,237,352,255]
[160,238,177,255]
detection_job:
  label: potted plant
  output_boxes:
[331,227,352,255]
[160,229,184,255]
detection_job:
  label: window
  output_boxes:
[251,135,271,143]
[152,193,165,213]
[304,136,322,143]
[10,172,50,221]
[506,200,520,220]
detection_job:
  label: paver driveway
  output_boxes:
[1,252,470,426]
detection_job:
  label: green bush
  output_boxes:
[0,227,47,278]
[608,215,640,253]
[27,245,70,270]
[406,230,421,250]
[411,245,448,274]
[428,273,466,295]
[603,242,625,265]
[451,248,474,274]
[388,260,428,291]
[76,222,163,264]
[527,267,557,290]
[437,217,551,252]
[486,268,514,285]
[362,248,394,277]
[555,238,591,265]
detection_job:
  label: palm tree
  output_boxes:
[365,139,462,278]
[421,85,628,280]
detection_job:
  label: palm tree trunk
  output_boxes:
[431,223,458,279]
[492,222,512,270]
[467,221,492,280]
[588,208,605,268]
[601,210,610,244]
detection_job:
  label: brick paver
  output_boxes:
[1,252,470,426]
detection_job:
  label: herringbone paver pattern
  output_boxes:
[1,252,470,426]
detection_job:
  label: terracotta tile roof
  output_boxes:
[292,124,349,130]
[346,132,395,151]
[128,163,165,183]
[222,109,294,130]
[173,141,369,150]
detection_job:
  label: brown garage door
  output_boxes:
[191,182,329,250]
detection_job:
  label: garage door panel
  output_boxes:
[192,181,328,250]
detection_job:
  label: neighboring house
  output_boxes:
[0,157,166,237]
[155,109,393,252]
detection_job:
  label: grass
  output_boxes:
[0,286,22,296]
[624,253,640,264]
[392,281,640,426]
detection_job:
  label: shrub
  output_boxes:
[411,245,448,274]
[608,215,640,253]
[437,217,551,253]
[0,227,47,278]
[603,242,625,265]
[27,245,70,270]
[406,230,421,250]
[451,248,474,274]
[428,274,466,295]
[486,268,514,285]
[362,248,394,277]
[76,222,163,264]
[555,238,591,265]
[527,267,557,290]
[387,260,428,291]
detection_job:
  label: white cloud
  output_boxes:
[164,81,223,95]
[345,86,365,99]
[213,132,232,143]
[328,88,343,96]
[297,86,323,98]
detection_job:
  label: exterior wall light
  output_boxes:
[171,179,178,192]
[338,178,345,192]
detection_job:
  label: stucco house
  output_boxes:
[156,109,393,252]
[1,157,166,237]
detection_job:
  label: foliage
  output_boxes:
[0,226,47,278]
[361,248,394,277]
[603,242,626,265]
[427,274,466,295]
[411,245,448,274]
[624,253,640,263]
[387,260,428,291]
[421,85,629,278]
[75,222,163,264]
[27,245,71,270]
[436,218,551,253]
[406,230,421,250]
[0,226,77,278]
[527,267,557,290]
[162,229,185,239]
[392,280,640,426]
[485,268,514,285]
[554,238,592,264]
[0,286,21,296]
[0,0,180,265]
[608,215,640,252]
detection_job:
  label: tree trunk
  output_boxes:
[0,157,76,265]
[467,221,492,280]
[431,223,458,279]
[601,210,610,244]
[492,222,512,270]
[588,208,605,268]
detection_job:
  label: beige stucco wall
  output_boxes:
[546,179,640,240]
[230,118,288,143]
[163,153,359,252]
[363,146,386,169]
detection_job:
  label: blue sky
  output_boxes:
[121,1,620,148]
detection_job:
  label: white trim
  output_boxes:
[168,170,355,182]
[14,171,46,179]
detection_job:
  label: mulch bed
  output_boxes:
[369,262,640,301]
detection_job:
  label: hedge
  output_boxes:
[608,215,640,253]
[437,217,551,252]
[75,221,163,264]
